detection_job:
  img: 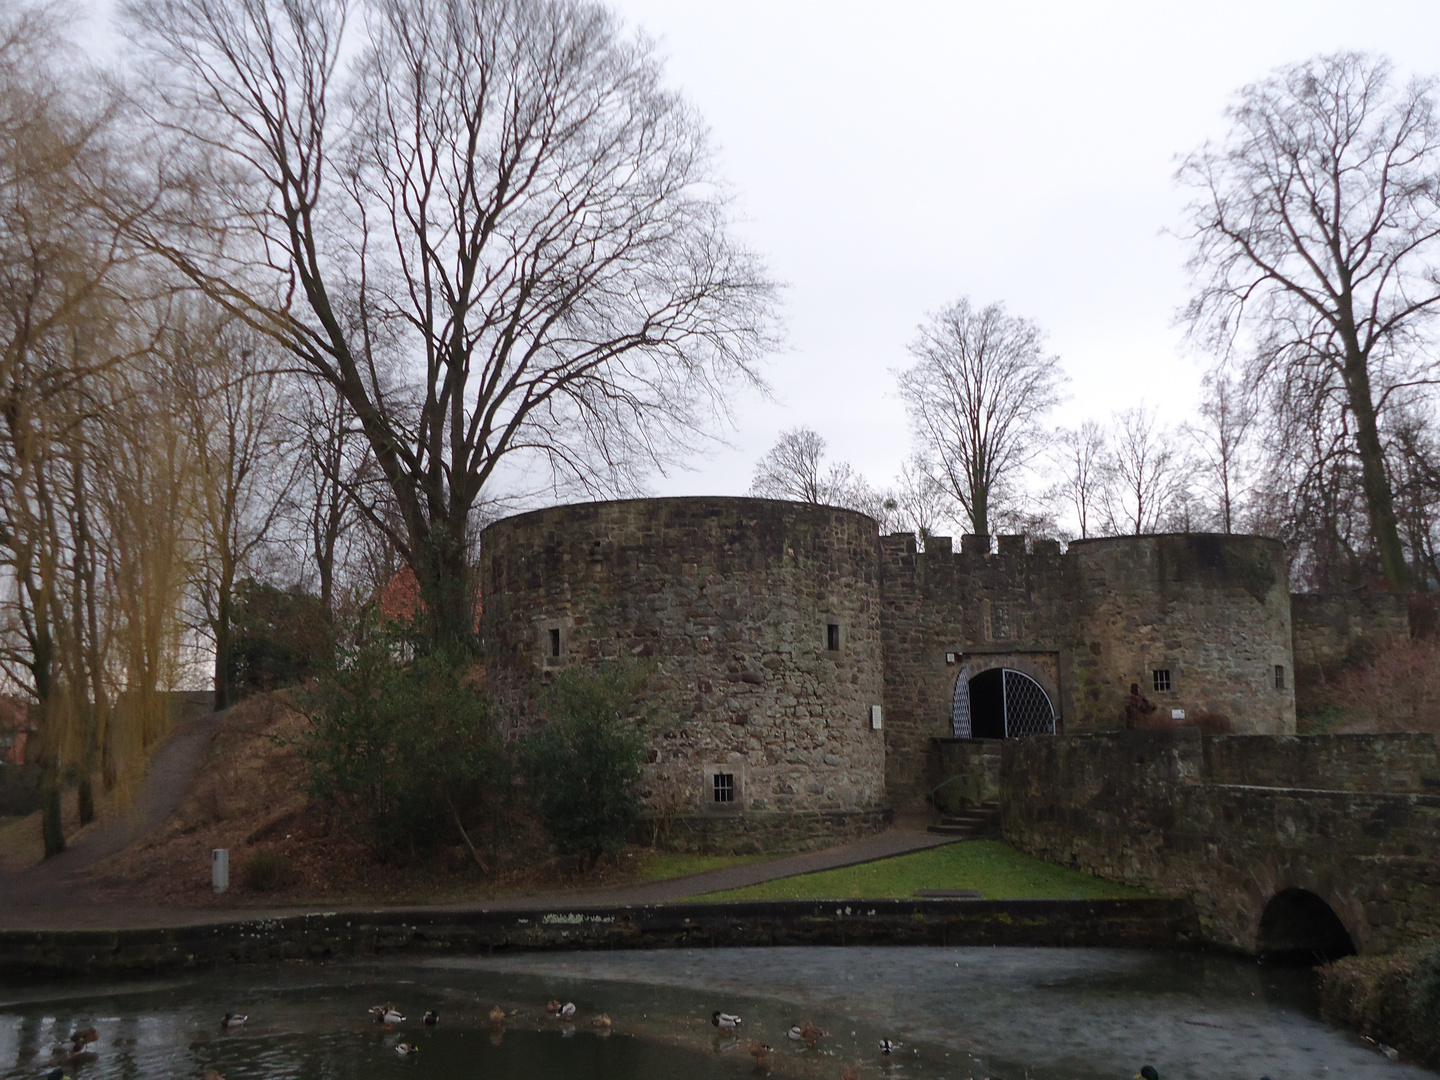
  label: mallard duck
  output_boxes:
[878,1039,896,1055]
[381,1009,406,1026]
[221,1013,247,1030]
[69,1028,98,1047]
[748,1040,773,1065]
[546,999,562,1014]
[422,1011,439,1026]
[489,1006,506,1025]
[787,1025,804,1041]
[591,1014,613,1031]
[557,1002,576,1020]
[369,1005,389,1020]
[799,1023,825,1047]
[1134,1068,1159,1080]
[395,1043,419,1056]
[712,1011,742,1030]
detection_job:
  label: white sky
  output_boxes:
[71,0,1440,508]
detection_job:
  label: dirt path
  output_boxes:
[0,708,224,921]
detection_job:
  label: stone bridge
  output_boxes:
[936,731,1440,957]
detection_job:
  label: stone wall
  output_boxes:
[929,738,1001,812]
[1064,534,1294,734]
[481,498,887,840]
[999,731,1440,954]
[877,532,1065,807]
[1202,732,1440,791]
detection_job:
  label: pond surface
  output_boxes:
[0,946,1431,1080]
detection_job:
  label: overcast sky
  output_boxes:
[72,0,1440,512]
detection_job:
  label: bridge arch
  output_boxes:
[1256,887,1358,963]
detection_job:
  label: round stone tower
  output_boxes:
[480,497,888,850]
[1064,533,1295,733]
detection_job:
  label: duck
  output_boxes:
[546,999,563,1014]
[381,1009,406,1026]
[1134,1069,1159,1080]
[712,1011,743,1030]
[395,1042,419,1056]
[557,1002,577,1020]
[69,1028,98,1047]
[422,1011,439,1026]
[221,1013,247,1030]
[748,1040,773,1066]
[878,1039,896,1055]
[489,1006,507,1025]
[591,1014,613,1031]
[799,1022,826,1047]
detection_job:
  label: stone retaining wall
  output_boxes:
[637,807,892,856]
[999,731,1440,955]
[0,898,1198,978]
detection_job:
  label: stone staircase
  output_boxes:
[927,800,1000,838]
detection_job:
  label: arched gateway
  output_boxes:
[952,667,1057,738]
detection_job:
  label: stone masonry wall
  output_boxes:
[1064,534,1295,734]
[878,532,1065,808]
[481,498,887,835]
[1000,731,1440,954]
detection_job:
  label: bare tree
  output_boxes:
[173,313,294,710]
[749,427,828,503]
[1053,421,1108,539]
[880,457,957,547]
[896,298,1065,537]
[1186,374,1257,534]
[119,0,777,649]
[1179,52,1440,589]
[1102,406,1182,536]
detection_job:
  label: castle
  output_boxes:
[480,496,1408,851]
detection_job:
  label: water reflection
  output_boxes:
[0,947,1431,1080]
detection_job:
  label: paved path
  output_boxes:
[451,825,957,910]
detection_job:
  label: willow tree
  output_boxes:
[1180,53,1440,591]
[120,0,777,651]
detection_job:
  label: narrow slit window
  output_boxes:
[712,772,734,803]
[1152,669,1172,693]
[827,623,840,651]
[1274,664,1286,690]
[549,628,561,658]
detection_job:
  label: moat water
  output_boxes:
[0,946,1432,1080]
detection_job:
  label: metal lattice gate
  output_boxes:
[1001,669,1056,737]
[951,666,972,738]
[951,666,1055,738]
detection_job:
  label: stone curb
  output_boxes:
[0,897,1199,978]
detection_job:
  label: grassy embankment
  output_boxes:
[689,839,1151,901]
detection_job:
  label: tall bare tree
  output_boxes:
[119,0,777,649]
[1179,52,1440,590]
[1053,421,1108,539]
[1102,406,1181,536]
[896,298,1065,537]
[1186,374,1257,534]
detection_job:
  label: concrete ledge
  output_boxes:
[0,897,1199,977]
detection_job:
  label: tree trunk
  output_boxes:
[41,766,66,858]
[416,517,477,652]
[1343,348,1410,590]
[213,584,233,711]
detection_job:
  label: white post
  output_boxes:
[212,848,229,893]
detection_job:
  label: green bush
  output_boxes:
[295,620,505,861]
[241,849,298,891]
[521,665,648,867]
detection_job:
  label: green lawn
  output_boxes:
[687,840,1151,901]
[627,851,765,882]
